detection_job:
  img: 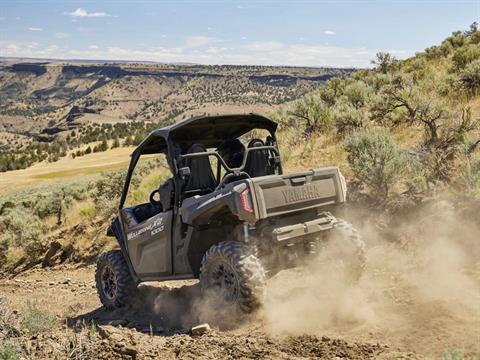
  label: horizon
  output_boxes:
[1,1,479,67]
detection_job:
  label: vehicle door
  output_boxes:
[120,207,173,278]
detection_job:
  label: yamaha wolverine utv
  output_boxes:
[96,113,365,314]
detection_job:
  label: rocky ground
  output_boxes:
[1,248,479,360]
[0,265,406,360]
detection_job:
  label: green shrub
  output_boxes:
[343,81,371,109]
[443,348,465,360]
[0,345,19,360]
[344,129,407,203]
[90,171,130,217]
[443,31,467,49]
[21,302,55,335]
[451,45,480,71]
[33,184,87,221]
[425,44,450,60]
[0,238,8,266]
[287,92,333,135]
[332,102,366,135]
[458,59,480,94]
[91,170,130,202]
[0,207,44,249]
[455,153,480,197]
[79,205,97,219]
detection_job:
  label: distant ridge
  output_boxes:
[0,56,163,65]
[0,57,357,70]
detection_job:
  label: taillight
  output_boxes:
[240,188,253,213]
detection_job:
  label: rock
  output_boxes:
[63,278,71,284]
[190,323,211,336]
[120,345,137,357]
[49,282,55,286]
[42,241,62,267]
[97,325,118,339]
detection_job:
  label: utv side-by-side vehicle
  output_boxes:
[96,113,365,314]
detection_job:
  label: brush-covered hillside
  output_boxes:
[0,23,479,273]
[0,62,350,171]
[274,22,480,207]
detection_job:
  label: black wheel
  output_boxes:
[199,241,266,314]
[326,218,366,282]
[95,250,136,309]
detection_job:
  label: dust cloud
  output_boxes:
[145,199,480,354]
[261,200,480,354]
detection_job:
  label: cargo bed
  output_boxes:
[250,167,346,219]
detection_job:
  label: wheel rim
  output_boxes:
[101,265,117,300]
[211,262,239,303]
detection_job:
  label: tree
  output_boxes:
[124,136,133,146]
[287,92,333,135]
[371,52,397,74]
[111,137,120,149]
[99,139,108,152]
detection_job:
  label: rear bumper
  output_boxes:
[271,212,335,243]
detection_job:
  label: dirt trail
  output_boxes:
[0,257,478,359]
[0,265,405,360]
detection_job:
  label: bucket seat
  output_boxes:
[182,143,217,197]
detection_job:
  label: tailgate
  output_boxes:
[250,167,345,219]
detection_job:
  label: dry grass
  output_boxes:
[0,147,136,195]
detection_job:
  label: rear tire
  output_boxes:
[328,218,366,282]
[199,241,266,314]
[95,250,136,309]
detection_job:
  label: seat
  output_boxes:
[217,139,245,169]
[159,177,174,211]
[244,139,274,178]
[182,143,217,197]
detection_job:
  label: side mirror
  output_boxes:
[178,166,191,180]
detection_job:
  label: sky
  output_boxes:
[0,0,479,68]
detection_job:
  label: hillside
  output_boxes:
[0,62,350,133]
[0,62,351,171]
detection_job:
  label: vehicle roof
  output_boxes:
[133,113,277,156]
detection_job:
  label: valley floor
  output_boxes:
[0,147,135,195]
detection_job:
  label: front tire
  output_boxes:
[95,250,136,309]
[199,241,266,314]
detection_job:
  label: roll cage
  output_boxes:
[119,113,282,209]
[178,145,282,189]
